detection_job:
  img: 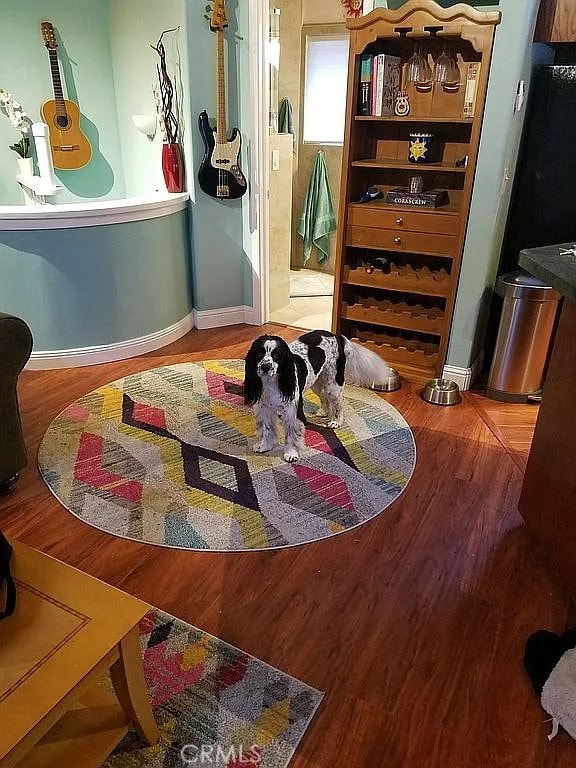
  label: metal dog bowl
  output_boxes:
[420,377,462,406]
[370,367,401,392]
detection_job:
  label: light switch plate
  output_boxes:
[272,149,280,171]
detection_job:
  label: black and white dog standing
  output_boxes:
[243,330,390,462]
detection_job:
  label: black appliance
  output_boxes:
[500,62,576,274]
[483,58,576,376]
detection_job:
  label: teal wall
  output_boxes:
[107,0,194,199]
[446,0,540,368]
[106,0,252,311]
[0,212,192,350]
[185,0,253,311]
[0,0,253,341]
[0,0,125,204]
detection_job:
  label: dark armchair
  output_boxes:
[0,313,33,494]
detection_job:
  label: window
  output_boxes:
[303,34,349,145]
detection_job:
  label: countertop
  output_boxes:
[519,242,576,302]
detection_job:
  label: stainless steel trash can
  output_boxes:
[486,269,561,402]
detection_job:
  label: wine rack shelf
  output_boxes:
[342,297,445,335]
[343,262,451,297]
[349,329,439,381]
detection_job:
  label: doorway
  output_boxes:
[264,2,349,332]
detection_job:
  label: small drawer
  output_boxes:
[346,225,457,257]
[347,204,460,236]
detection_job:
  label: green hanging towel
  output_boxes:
[297,150,337,266]
[278,97,296,152]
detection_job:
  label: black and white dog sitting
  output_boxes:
[243,330,390,462]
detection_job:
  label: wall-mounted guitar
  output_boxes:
[40,21,92,170]
[198,0,247,199]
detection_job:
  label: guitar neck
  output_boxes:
[215,29,227,144]
[48,49,67,117]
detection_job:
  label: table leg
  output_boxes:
[110,626,159,745]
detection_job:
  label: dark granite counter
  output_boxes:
[519,242,576,302]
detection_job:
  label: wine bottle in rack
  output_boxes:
[365,256,391,274]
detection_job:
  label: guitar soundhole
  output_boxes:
[56,114,70,129]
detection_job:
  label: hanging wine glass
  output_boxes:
[405,43,432,89]
[417,46,432,88]
[434,42,451,84]
[443,51,461,92]
[406,43,432,86]
[405,43,425,85]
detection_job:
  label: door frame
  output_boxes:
[246,0,270,326]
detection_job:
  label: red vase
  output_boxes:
[161,143,184,193]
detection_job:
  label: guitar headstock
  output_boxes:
[206,0,228,32]
[41,21,58,50]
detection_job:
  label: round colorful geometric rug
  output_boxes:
[38,360,416,551]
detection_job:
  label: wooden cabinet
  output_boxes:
[535,0,576,43]
[518,298,576,594]
[332,1,501,383]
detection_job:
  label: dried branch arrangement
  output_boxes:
[151,27,180,145]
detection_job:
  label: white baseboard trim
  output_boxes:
[26,311,195,370]
[243,304,260,326]
[442,353,484,391]
[193,305,259,329]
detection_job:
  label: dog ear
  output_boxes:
[276,341,297,402]
[244,340,263,405]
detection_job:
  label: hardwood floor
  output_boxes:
[468,391,540,472]
[2,324,574,767]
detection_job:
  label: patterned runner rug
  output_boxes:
[39,360,416,551]
[104,607,323,768]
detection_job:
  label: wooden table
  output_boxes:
[0,542,158,768]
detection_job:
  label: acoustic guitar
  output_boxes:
[198,0,247,200]
[40,21,92,170]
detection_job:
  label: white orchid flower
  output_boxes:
[0,88,30,131]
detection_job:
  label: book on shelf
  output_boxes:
[358,54,373,116]
[463,62,481,118]
[379,54,401,116]
[385,188,450,208]
[371,55,379,116]
[357,53,401,116]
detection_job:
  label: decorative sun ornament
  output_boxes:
[409,137,429,161]
[341,0,363,18]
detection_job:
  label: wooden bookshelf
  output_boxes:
[332,0,501,383]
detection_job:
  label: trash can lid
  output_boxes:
[496,269,559,301]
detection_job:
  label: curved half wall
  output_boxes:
[0,194,193,368]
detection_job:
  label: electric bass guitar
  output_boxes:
[40,21,92,170]
[198,0,247,199]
